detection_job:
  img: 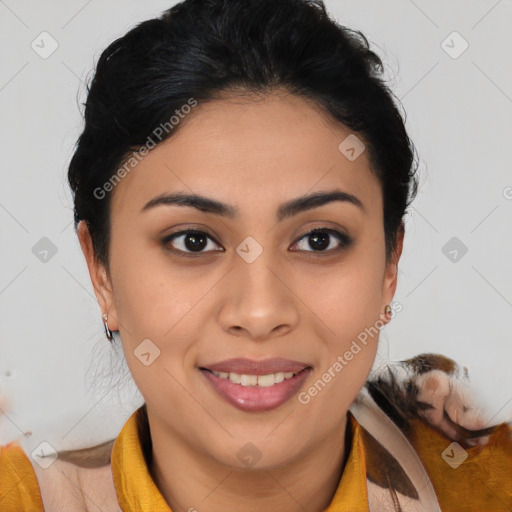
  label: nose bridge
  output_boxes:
[232,234,283,300]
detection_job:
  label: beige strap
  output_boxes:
[349,386,442,511]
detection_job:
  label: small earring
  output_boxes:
[384,304,392,317]
[103,313,114,342]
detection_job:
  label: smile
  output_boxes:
[200,367,312,412]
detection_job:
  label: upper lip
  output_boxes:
[200,358,312,375]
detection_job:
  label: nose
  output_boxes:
[217,249,300,342]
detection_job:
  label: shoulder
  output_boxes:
[0,440,44,511]
[406,413,512,511]
[0,438,121,512]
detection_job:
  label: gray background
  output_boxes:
[1,0,511,453]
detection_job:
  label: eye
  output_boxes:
[290,228,352,255]
[162,227,352,258]
[162,229,223,257]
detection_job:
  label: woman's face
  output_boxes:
[79,90,402,469]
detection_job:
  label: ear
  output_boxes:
[77,220,119,331]
[381,222,404,318]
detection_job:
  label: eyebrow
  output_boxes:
[140,189,365,221]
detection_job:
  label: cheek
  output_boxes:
[106,255,201,407]
[297,273,382,415]
[298,248,385,338]
[294,247,384,404]
[109,234,202,337]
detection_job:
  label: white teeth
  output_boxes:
[210,369,300,386]
[241,374,258,386]
[257,373,276,387]
[274,372,285,383]
[228,372,241,384]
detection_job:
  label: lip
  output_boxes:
[200,366,312,412]
[200,357,311,375]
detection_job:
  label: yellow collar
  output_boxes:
[111,408,368,512]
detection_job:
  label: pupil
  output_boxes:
[309,232,329,251]
[185,232,207,251]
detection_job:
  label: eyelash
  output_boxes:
[161,227,352,258]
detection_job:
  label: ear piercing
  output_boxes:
[103,313,114,342]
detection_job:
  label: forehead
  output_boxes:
[110,91,382,221]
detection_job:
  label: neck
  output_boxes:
[139,406,351,512]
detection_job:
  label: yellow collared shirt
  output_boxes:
[1,408,511,511]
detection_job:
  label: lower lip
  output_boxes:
[200,368,312,412]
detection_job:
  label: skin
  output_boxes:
[78,89,403,512]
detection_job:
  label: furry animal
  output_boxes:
[366,353,508,448]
